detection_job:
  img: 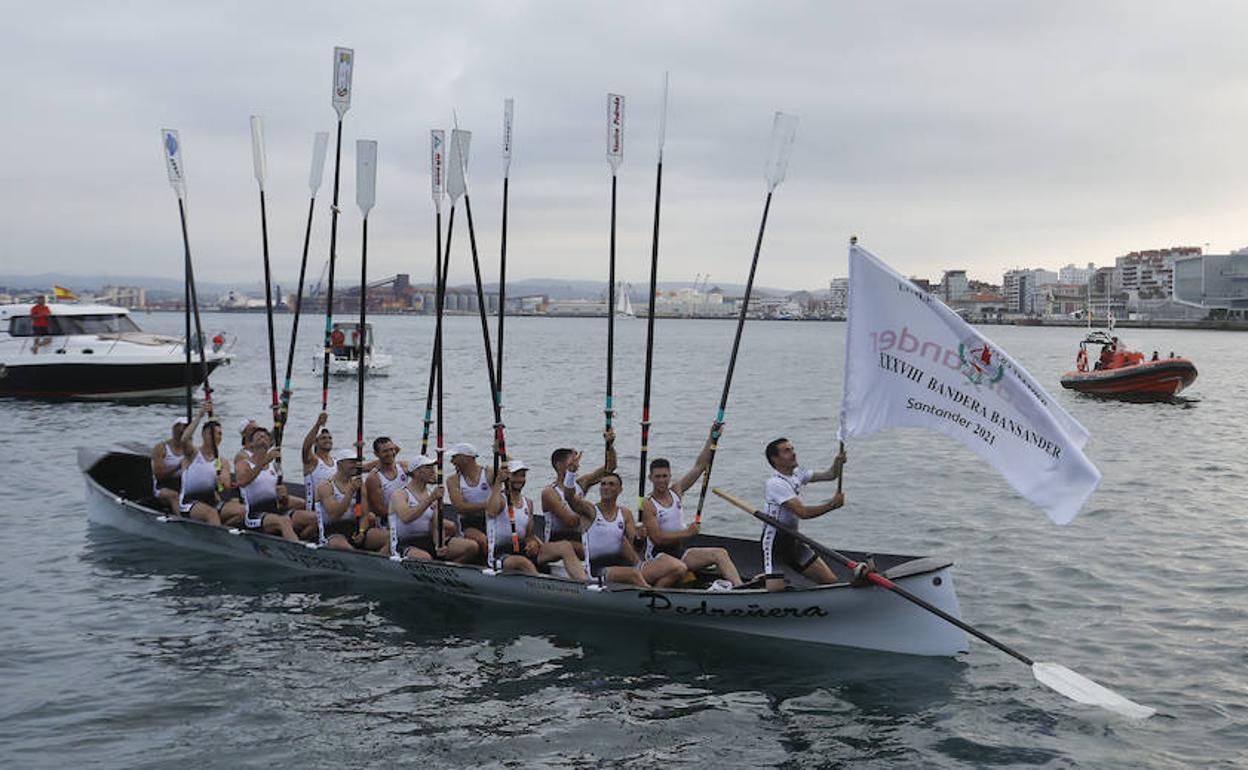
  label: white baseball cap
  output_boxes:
[332,448,358,464]
[238,417,256,435]
[449,442,478,458]
[409,454,437,469]
[507,459,529,474]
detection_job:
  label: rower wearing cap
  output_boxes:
[151,419,187,514]
[564,471,686,587]
[641,423,744,587]
[389,454,477,562]
[314,448,368,550]
[235,426,318,542]
[445,442,492,559]
[760,438,847,585]
[174,404,231,526]
[483,459,588,580]
[540,429,617,557]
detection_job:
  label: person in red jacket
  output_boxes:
[30,295,52,354]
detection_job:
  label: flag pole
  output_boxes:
[321,46,354,413]
[276,132,330,452]
[605,94,624,458]
[250,116,282,475]
[352,140,378,541]
[713,487,1154,720]
[692,112,798,523]
[496,100,520,554]
[637,72,669,513]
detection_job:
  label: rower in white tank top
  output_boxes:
[305,455,334,506]
[583,504,628,577]
[374,464,410,509]
[644,489,686,561]
[152,440,184,494]
[391,487,435,542]
[241,453,280,525]
[178,450,220,513]
[487,496,531,551]
[545,481,585,541]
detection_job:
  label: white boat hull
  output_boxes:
[313,353,392,377]
[81,450,969,657]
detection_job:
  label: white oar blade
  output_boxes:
[1032,662,1155,719]
[657,72,670,158]
[607,93,624,172]
[447,128,471,202]
[356,139,377,217]
[332,46,354,117]
[309,131,330,194]
[250,115,267,190]
[430,129,445,211]
[764,111,798,191]
[502,98,514,175]
[161,128,186,198]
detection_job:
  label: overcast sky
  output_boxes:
[5,1,1248,291]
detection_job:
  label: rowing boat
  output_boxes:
[80,447,969,657]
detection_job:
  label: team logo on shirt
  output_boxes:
[958,336,1005,386]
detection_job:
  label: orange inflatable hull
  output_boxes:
[1060,358,1197,399]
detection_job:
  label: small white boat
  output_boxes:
[616,282,635,318]
[312,321,392,377]
[0,302,229,398]
[80,448,969,656]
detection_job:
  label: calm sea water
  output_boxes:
[2,312,1245,768]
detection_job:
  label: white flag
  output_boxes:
[839,244,1100,524]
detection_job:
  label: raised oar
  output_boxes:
[637,72,669,513]
[605,93,624,457]
[494,98,513,478]
[453,125,519,553]
[320,45,354,412]
[439,128,472,550]
[161,130,193,422]
[353,139,378,539]
[250,116,281,440]
[420,130,448,458]
[711,487,1156,720]
[497,101,520,554]
[692,112,798,524]
[275,131,330,450]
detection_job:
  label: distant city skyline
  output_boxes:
[7,3,1248,290]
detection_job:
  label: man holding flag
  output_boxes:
[761,438,847,585]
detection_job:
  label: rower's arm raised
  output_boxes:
[807,448,847,484]
[674,423,720,495]
[577,430,616,489]
[302,412,327,472]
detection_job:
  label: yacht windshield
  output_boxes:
[56,314,142,335]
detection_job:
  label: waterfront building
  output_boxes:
[1173,251,1248,313]
[1059,263,1096,285]
[940,270,969,303]
[1115,247,1200,300]
[1002,269,1058,314]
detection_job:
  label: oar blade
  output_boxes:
[309,131,330,194]
[447,128,471,201]
[607,93,624,172]
[161,128,186,198]
[430,129,445,211]
[250,115,268,190]
[356,139,377,217]
[1032,662,1155,719]
[502,98,514,174]
[764,111,798,191]
[332,46,354,118]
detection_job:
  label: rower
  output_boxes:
[301,412,335,509]
[540,429,617,557]
[175,405,231,526]
[565,471,686,587]
[151,419,187,514]
[353,435,408,552]
[233,417,259,470]
[389,454,477,562]
[641,422,743,587]
[760,438,847,585]
[484,459,588,580]
[445,442,492,559]
[314,449,367,550]
[235,426,317,542]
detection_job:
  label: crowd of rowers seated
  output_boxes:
[150,407,850,591]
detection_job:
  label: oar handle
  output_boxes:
[836,440,845,495]
[710,487,1033,666]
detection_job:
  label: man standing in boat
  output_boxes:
[540,429,618,557]
[641,422,744,587]
[761,438,847,585]
[29,294,52,354]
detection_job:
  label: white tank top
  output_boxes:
[374,465,410,510]
[390,487,434,540]
[584,504,626,568]
[488,496,531,549]
[457,468,491,504]
[644,490,684,560]
[241,454,278,511]
[315,477,351,525]
[152,442,183,488]
[305,454,334,505]
[544,481,585,538]
[179,450,218,504]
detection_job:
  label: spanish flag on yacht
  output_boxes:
[53,286,77,301]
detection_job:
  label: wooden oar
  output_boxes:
[353,139,378,538]
[161,130,193,422]
[712,487,1155,719]
[496,101,520,554]
[637,73,669,513]
[605,93,624,457]
[250,116,281,438]
[275,132,330,452]
[320,46,353,412]
[692,112,798,524]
